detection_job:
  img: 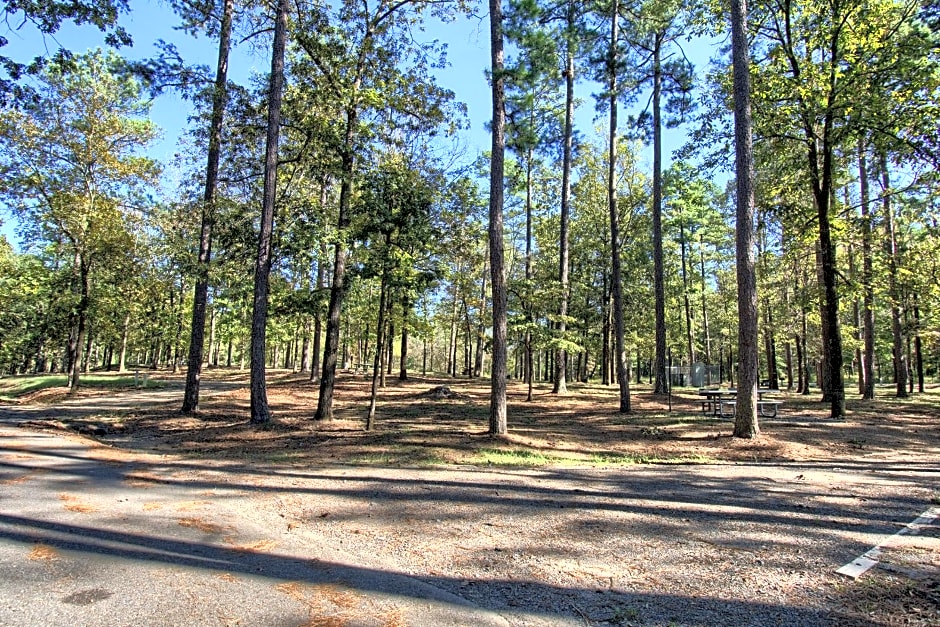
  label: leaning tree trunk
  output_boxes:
[607,0,630,413]
[315,113,358,420]
[182,0,233,413]
[729,0,759,437]
[248,0,288,424]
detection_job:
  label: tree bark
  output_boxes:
[680,222,695,367]
[913,303,924,393]
[858,141,875,399]
[699,238,712,383]
[880,154,907,398]
[652,34,668,396]
[118,309,131,373]
[249,0,288,424]
[182,0,233,413]
[400,296,410,381]
[730,0,759,437]
[488,0,508,435]
[309,216,329,382]
[474,259,487,379]
[367,261,390,431]
[553,2,576,396]
[607,0,630,412]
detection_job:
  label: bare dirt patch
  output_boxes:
[73,371,939,471]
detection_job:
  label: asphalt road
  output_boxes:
[0,424,511,627]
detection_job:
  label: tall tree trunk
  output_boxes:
[300,321,311,372]
[809,142,845,417]
[82,323,93,373]
[880,154,907,398]
[311,239,328,381]
[367,272,389,431]
[474,258,487,378]
[67,254,90,393]
[680,222,695,367]
[859,141,875,399]
[553,3,575,396]
[488,0,508,435]
[315,122,357,420]
[249,0,288,424]
[730,0,759,437]
[524,142,534,399]
[699,237,712,383]
[182,0,233,413]
[207,305,217,367]
[815,240,833,400]
[386,320,394,377]
[607,0,630,412]
[913,303,924,393]
[601,273,611,386]
[448,282,458,377]
[400,296,410,381]
[652,34,668,395]
[118,309,131,373]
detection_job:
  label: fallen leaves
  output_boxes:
[28,543,59,561]
[58,493,98,513]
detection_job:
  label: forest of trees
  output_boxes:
[0,0,937,437]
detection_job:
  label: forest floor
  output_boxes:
[2,368,938,625]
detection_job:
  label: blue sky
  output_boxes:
[0,0,724,246]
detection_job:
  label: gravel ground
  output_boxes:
[169,460,937,626]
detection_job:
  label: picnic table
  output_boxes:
[697,388,782,418]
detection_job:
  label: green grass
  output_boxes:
[0,372,161,400]
[344,446,449,467]
[590,452,717,465]
[474,448,570,466]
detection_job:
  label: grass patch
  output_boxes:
[473,447,581,467]
[0,372,162,399]
[590,452,716,466]
[0,374,67,399]
[344,446,448,467]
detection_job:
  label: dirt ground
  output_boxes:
[7,369,940,625]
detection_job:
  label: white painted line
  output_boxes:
[836,506,939,579]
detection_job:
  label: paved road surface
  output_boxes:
[0,423,510,626]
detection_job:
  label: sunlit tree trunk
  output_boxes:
[730,0,759,437]
[553,1,575,395]
[488,0,508,435]
[858,142,875,399]
[607,0,630,412]
[880,154,907,398]
[183,0,233,413]
[249,0,288,424]
[652,34,668,395]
